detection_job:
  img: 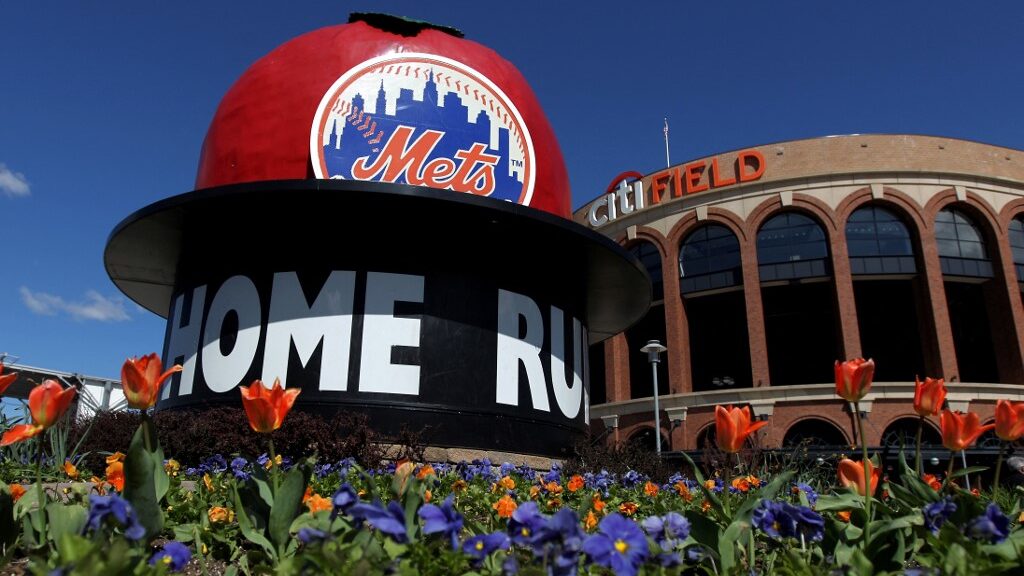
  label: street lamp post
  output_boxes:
[640,339,668,455]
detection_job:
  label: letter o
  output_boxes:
[201,275,262,393]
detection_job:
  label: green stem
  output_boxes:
[268,438,279,493]
[142,411,154,452]
[993,441,1006,499]
[735,451,744,477]
[915,415,924,474]
[36,436,47,549]
[747,525,755,571]
[853,401,871,547]
[941,452,956,492]
[194,525,210,576]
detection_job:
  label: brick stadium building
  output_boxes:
[574,134,1024,461]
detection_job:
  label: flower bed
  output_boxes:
[0,357,1022,574]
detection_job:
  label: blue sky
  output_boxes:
[3,1,1024,379]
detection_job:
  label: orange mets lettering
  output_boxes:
[351,126,500,195]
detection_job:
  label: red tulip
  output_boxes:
[837,458,879,496]
[835,358,875,403]
[0,362,17,396]
[239,378,301,433]
[1,380,77,446]
[994,400,1024,442]
[913,376,946,417]
[939,410,994,452]
[715,405,768,453]
[121,353,183,410]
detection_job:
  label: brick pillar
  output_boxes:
[605,333,631,402]
[988,239,1024,383]
[917,225,959,379]
[741,237,771,386]
[830,227,862,359]
[661,240,691,394]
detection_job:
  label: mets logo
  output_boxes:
[310,53,536,205]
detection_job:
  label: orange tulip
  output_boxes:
[0,380,77,446]
[715,405,768,453]
[994,400,1024,442]
[835,358,875,403]
[837,458,879,496]
[939,410,994,452]
[121,353,182,410]
[239,378,300,433]
[0,362,18,395]
[913,376,946,417]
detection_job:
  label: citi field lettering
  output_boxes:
[587,149,766,228]
[162,271,587,420]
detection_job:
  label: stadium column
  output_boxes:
[740,230,771,387]
[989,231,1024,382]
[605,333,632,403]
[661,239,691,394]
[829,221,862,359]
[917,221,960,379]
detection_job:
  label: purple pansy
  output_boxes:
[418,495,464,549]
[83,494,146,541]
[149,541,191,572]
[582,513,650,576]
[462,531,510,565]
[922,498,956,535]
[348,500,408,543]
[965,503,1010,543]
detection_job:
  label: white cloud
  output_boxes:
[20,287,131,322]
[0,163,30,197]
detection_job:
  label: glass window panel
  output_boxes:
[680,225,742,286]
[936,238,961,258]
[848,240,878,257]
[935,207,988,261]
[933,220,958,239]
[1009,218,1024,264]
[758,212,829,265]
[960,241,985,260]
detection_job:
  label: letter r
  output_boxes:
[495,289,550,412]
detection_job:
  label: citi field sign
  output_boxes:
[105,14,649,456]
[586,150,767,228]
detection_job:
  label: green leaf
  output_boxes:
[56,532,99,563]
[948,466,987,480]
[269,464,311,556]
[123,417,166,539]
[0,489,17,552]
[172,523,197,543]
[232,482,277,561]
[942,542,968,576]
[45,502,86,542]
[847,548,874,576]
[815,492,864,512]
[677,450,725,515]
[718,520,748,573]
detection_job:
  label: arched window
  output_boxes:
[757,212,830,281]
[934,207,993,277]
[628,428,670,453]
[679,224,742,294]
[630,241,663,301]
[846,205,916,274]
[881,417,942,449]
[782,418,849,448]
[1009,216,1024,282]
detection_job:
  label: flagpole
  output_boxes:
[663,117,670,167]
